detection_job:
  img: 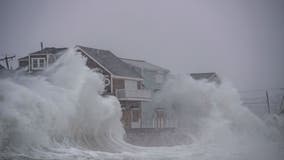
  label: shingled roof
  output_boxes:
[18,47,68,60]
[120,58,170,73]
[190,72,217,80]
[30,47,67,55]
[77,46,142,79]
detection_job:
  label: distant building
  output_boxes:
[18,47,68,72]
[120,58,171,128]
[190,72,221,84]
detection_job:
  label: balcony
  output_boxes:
[116,89,152,101]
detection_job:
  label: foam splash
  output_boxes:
[0,49,130,156]
[0,48,283,160]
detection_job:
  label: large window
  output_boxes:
[32,58,46,70]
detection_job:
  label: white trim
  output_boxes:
[46,55,49,68]
[28,55,30,72]
[112,75,143,81]
[18,58,28,62]
[29,53,51,56]
[118,97,152,101]
[110,76,113,94]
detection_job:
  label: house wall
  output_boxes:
[120,101,142,128]
[19,53,63,72]
[47,54,56,64]
[113,78,124,91]
[19,60,28,68]
[113,79,143,129]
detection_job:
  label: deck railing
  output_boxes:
[116,89,152,101]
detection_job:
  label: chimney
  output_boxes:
[40,42,44,50]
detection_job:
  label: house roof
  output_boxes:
[120,58,170,73]
[77,46,142,79]
[18,47,68,61]
[190,72,218,81]
[18,56,28,61]
[30,47,67,55]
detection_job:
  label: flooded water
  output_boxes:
[0,49,283,160]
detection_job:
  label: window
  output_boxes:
[125,80,137,90]
[137,81,144,89]
[131,108,140,122]
[155,73,164,83]
[31,58,46,70]
[32,59,38,68]
[154,108,166,128]
[39,59,45,68]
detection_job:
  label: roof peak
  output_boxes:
[77,46,142,79]
[76,45,110,53]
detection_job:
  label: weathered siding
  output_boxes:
[48,54,56,64]
[113,78,124,91]
[19,60,28,68]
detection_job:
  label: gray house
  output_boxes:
[18,47,68,72]
[120,58,171,128]
[18,46,152,129]
[76,46,152,128]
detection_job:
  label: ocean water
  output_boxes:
[0,49,283,160]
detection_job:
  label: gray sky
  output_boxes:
[0,0,284,90]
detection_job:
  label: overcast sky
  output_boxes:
[0,0,283,90]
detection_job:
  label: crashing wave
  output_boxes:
[0,48,283,160]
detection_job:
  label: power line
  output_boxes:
[0,54,15,70]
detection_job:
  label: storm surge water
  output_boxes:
[0,49,283,160]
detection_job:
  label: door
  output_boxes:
[131,108,141,128]
[153,108,166,128]
[121,107,131,128]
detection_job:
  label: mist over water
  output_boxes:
[0,49,283,160]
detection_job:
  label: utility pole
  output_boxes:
[279,96,284,114]
[0,55,15,70]
[41,42,44,50]
[266,90,271,114]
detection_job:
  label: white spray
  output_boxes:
[0,49,283,160]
